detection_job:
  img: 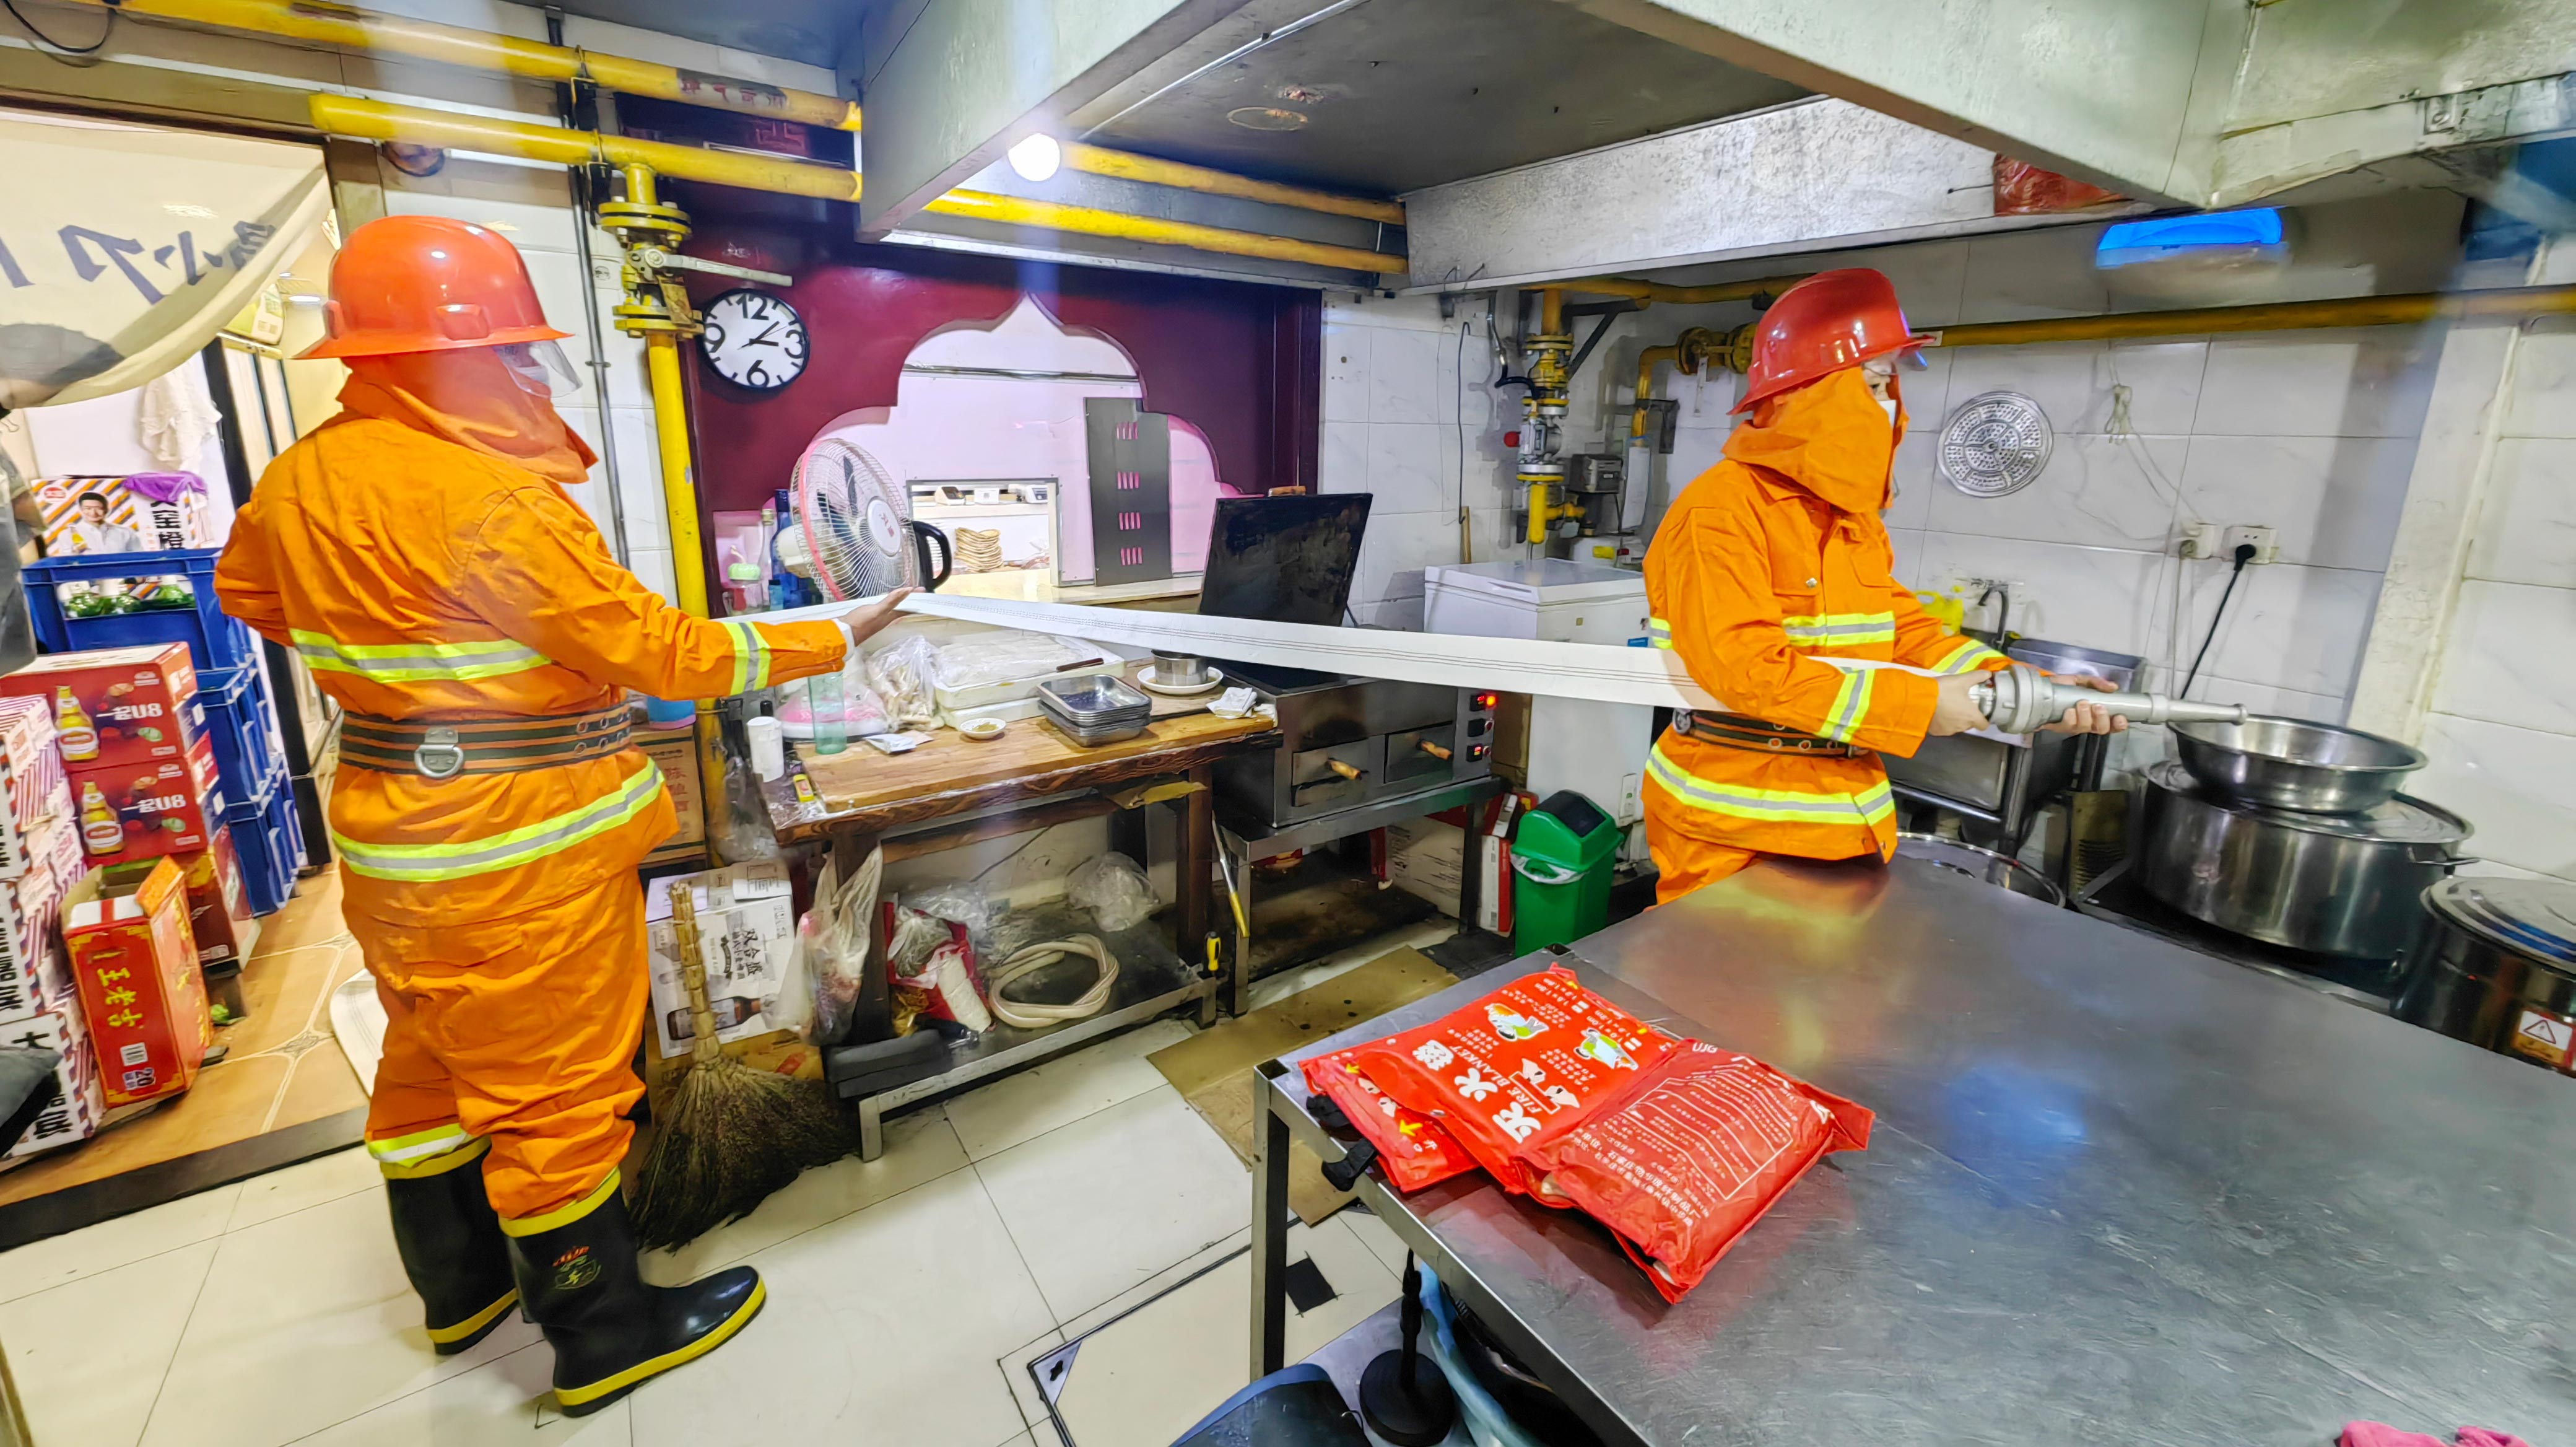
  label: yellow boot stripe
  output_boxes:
[554,1278,767,1408]
[425,1287,520,1344]
[499,1169,620,1238]
[378,1135,491,1181]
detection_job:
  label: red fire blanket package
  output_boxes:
[1344,966,1679,1191]
[1516,1040,1873,1303]
[1300,1047,1479,1192]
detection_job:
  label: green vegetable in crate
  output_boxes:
[140,583,194,610]
[64,590,116,619]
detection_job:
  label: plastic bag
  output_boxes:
[930,631,1100,691]
[1343,967,1677,1192]
[865,634,938,727]
[803,846,881,1044]
[1993,157,2123,215]
[1066,852,1157,932]
[774,670,894,740]
[884,902,990,1034]
[1515,1040,1872,1303]
[1301,1048,1479,1193]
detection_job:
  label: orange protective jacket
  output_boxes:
[1643,367,2007,882]
[214,354,846,929]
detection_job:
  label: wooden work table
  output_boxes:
[759,704,1281,1157]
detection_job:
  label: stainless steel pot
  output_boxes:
[2170,716,2425,813]
[2137,761,2469,958]
[1895,833,2066,907]
[2394,877,2576,1077]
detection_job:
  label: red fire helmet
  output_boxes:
[1731,268,1933,413]
[300,215,569,360]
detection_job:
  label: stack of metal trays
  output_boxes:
[1036,675,1152,746]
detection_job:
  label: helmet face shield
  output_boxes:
[497,339,581,398]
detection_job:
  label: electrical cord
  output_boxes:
[2183,543,2258,694]
[984,934,1120,1029]
[4,0,112,55]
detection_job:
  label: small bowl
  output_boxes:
[958,717,1007,742]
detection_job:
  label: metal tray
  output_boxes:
[1035,673,1152,725]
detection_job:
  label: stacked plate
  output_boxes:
[1037,675,1152,746]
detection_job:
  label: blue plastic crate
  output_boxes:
[222,776,302,917]
[196,663,286,807]
[25,549,258,676]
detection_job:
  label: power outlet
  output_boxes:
[2221,523,2279,564]
[2177,522,2222,559]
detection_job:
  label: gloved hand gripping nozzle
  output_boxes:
[1969,663,2247,735]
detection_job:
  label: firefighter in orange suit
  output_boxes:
[215,216,908,1415]
[1642,268,2120,904]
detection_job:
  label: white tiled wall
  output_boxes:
[2412,278,2576,880]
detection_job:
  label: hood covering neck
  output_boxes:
[339,349,595,487]
[1721,365,1906,515]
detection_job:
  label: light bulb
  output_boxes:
[1006,133,1061,183]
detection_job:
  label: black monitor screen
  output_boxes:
[1194,495,1371,626]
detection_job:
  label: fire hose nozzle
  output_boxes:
[1969,663,2247,735]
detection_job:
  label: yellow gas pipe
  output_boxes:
[306,97,1407,276]
[593,162,723,828]
[72,0,1404,227]
[1921,283,2576,346]
[1523,287,1578,545]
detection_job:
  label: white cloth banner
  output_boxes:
[0,108,329,408]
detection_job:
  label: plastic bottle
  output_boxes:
[79,780,121,855]
[54,687,97,763]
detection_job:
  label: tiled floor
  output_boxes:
[0,922,1449,1447]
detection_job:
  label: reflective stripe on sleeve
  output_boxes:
[1782,612,1897,648]
[1645,740,1895,826]
[290,630,550,683]
[1817,668,1876,744]
[1647,617,1674,650]
[333,761,668,883]
[1932,637,2009,675]
[721,620,773,693]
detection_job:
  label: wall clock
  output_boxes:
[700,289,807,391]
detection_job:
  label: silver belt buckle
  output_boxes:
[415,726,464,780]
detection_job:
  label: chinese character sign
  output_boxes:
[0,107,327,408]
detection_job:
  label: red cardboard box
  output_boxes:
[64,857,207,1106]
[71,741,221,865]
[180,827,255,967]
[0,644,204,771]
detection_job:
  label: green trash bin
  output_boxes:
[1511,790,1622,953]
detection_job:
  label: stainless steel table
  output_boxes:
[1251,856,2576,1446]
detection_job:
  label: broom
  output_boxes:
[630,879,858,1249]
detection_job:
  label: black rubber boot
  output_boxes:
[505,1176,766,1417]
[381,1145,519,1355]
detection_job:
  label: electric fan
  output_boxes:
[778,437,949,600]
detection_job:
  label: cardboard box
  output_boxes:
[639,729,706,866]
[0,816,80,1025]
[643,862,796,1060]
[64,857,209,1106]
[34,474,212,556]
[178,827,256,967]
[0,1008,103,1159]
[0,696,66,836]
[1383,818,1467,913]
[0,644,204,771]
[71,741,222,865]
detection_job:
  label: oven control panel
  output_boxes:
[1463,691,1498,766]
